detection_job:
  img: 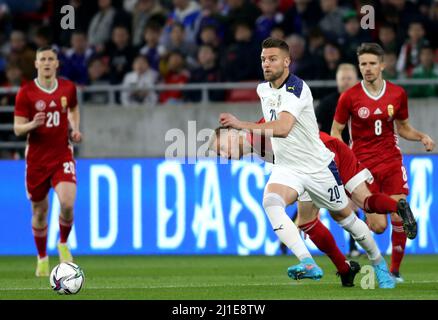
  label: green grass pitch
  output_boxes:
[1,255,437,300]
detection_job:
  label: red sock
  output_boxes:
[299,218,349,274]
[32,225,48,258]
[59,216,73,244]
[390,220,407,273]
[364,193,398,214]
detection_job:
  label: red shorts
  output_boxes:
[25,158,77,202]
[326,139,373,195]
[367,160,409,196]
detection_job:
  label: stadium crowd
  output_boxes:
[1,0,438,106]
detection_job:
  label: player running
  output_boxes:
[332,43,435,282]
[219,38,394,287]
[210,126,411,288]
[14,47,82,276]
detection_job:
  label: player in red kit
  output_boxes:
[332,43,436,282]
[14,47,82,277]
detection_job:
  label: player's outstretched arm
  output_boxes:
[395,118,436,152]
[330,120,345,142]
[219,112,295,138]
[14,114,45,136]
[68,105,82,143]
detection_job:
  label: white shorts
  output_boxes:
[267,161,348,212]
[344,168,374,194]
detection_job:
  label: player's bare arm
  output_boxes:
[68,105,82,143]
[330,120,346,141]
[14,113,46,136]
[219,111,295,138]
[395,118,435,151]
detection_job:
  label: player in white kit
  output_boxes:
[220,38,395,287]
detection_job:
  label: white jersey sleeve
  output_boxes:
[257,74,334,174]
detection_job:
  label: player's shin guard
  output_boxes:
[299,218,349,274]
[32,225,48,259]
[390,220,407,273]
[337,213,381,264]
[263,193,312,261]
[364,193,398,214]
[59,216,73,244]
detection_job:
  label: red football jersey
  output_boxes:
[14,78,78,166]
[334,80,408,169]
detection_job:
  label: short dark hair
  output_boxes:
[357,43,385,61]
[262,37,289,54]
[36,46,57,55]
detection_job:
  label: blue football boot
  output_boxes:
[287,257,323,281]
[373,258,396,289]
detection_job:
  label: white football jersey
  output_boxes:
[256,74,334,173]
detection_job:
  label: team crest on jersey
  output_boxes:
[358,106,370,119]
[35,100,46,111]
[387,104,394,118]
[61,96,68,112]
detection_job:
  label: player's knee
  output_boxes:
[369,223,386,234]
[60,201,74,215]
[263,193,286,209]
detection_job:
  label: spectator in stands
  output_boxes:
[138,19,167,72]
[224,0,261,44]
[378,23,400,55]
[396,20,430,77]
[318,0,349,42]
[381,0,423,41]
[121,54,159,107]
[131,0,166,47]
[286,34,316,80]
[429,0,438,48]
[382,51,400,80]
[0,63,22,106]
[84,56,110,104]
[409,45,438,97]
[5,30,35,80]
[159,50,190,104]
[185,44,225,102]
[222,20,262,81]
[198,24,222,49]
[164,22,198,69]
[283,0,322,36]
[60,31,94,85]
[254,0,284,42]
[106,25,136,85]
[164,0,201,45]
[270,24,285,40]
[307,27,326,59]
[338,10,372,64]
[314,41,342,98]
[32,26,53,49]
[194,0,227,45]
[88,0,117,52]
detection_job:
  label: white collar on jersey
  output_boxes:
[34,78,59,94]
[361,80,386,100]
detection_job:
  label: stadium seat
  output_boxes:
[226,82,260,102]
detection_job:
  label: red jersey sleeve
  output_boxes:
[14,87,31,118]
[69,82,78,108]
[395,88,409,120]
[334,91,351,125]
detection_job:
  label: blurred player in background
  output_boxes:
[14,47,82,276]
[332,42,436,282]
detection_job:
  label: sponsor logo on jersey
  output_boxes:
[374,108,383,115]
[35,100,46,111]
[358,106,370,119]
[61,96,68,112]
[49,100,57,107]
[387,104,394,118]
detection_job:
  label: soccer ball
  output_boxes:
[50,262,85,295]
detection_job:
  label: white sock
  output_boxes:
[263,193,312,261]
[337,213,381,264]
